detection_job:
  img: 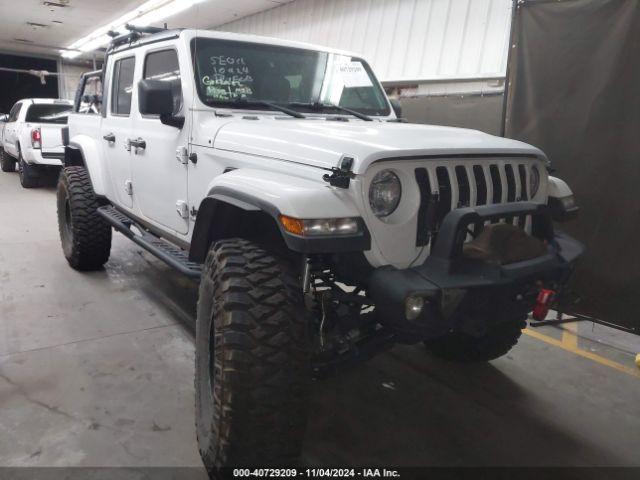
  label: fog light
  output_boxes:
[405,295,424,321]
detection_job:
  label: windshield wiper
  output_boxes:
[228,99,306,119]
[288,102,373,122]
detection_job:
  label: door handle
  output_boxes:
[103,133,116,142]
[128,138,146,151]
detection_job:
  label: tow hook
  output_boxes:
[532,287,556,321]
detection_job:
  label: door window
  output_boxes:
[143,49,182,115]
[8,103,21,122]
[111,57,136,116]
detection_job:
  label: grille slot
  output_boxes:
[455,166,470,208]
[435,166,452,223]
[473,165,487,205]
[415,168,432,246]
[518,165,528,201]
[489,165,502,204]
[414,159,535,247]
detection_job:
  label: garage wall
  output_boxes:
[218,0,513,83]
[401,93,504,135]
[58,61,90,101]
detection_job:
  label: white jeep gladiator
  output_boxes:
[58,26,583,470]
[0,98,73,187]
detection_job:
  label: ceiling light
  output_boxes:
[60,0,206,59]
[43,1,70,7]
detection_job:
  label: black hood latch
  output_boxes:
[323,156,355,189]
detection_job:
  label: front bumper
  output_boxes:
[368,202,585,339]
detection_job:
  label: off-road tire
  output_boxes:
[0,149,16,172]
[57,166,112,270]
[195,239,309,472]
[18,152,40,188]
[424,318,526,362]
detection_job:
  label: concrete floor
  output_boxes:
[1,169,639,472]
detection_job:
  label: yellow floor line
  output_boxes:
[561,321,578,349]
[523,328,640,379]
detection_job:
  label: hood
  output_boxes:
[212,118,545,174]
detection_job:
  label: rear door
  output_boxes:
[131,47,189,234]
[101,54,136,209]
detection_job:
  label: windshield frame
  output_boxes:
[190,38,391,117]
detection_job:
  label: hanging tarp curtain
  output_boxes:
[504,0,640,331]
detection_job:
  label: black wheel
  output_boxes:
[0,149,16,172]
[424,318,526,362]
[18,151,40,188]
[57,166,112,270]
[195,239,309,471]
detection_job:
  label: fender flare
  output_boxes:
[65,137,106,196]
[189,186,371,262]
[547,176,579,221]
[547,176,573,199]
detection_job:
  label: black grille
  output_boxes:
[414,161,536,246]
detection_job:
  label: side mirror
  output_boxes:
[138,79,184,128]
[390,98,403,119]
[0,114,8,122]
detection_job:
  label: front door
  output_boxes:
[101,55,135,209]
[131,47,189,235]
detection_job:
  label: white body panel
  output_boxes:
[212,118,546,174]
[68,29,566,269]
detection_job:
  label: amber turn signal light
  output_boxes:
[279,215,305,236]
[279,215,360,237]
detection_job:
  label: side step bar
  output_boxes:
[97,205,202,279]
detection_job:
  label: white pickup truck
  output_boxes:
[0,98,73,187]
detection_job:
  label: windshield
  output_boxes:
[25,104,72,124]
[191,38,390,116]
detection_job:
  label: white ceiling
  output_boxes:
[0,0,292,60]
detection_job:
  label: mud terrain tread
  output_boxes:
[0,149,15,172]
[57,166,112,270]
[196,238,309,470]
[19,155,39,188]
[424,318,526,362]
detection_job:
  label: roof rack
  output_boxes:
[125,24,166,35]
[106,24,168,52]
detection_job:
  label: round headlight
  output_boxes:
[369,169,401,217]
[530,166,541,197]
